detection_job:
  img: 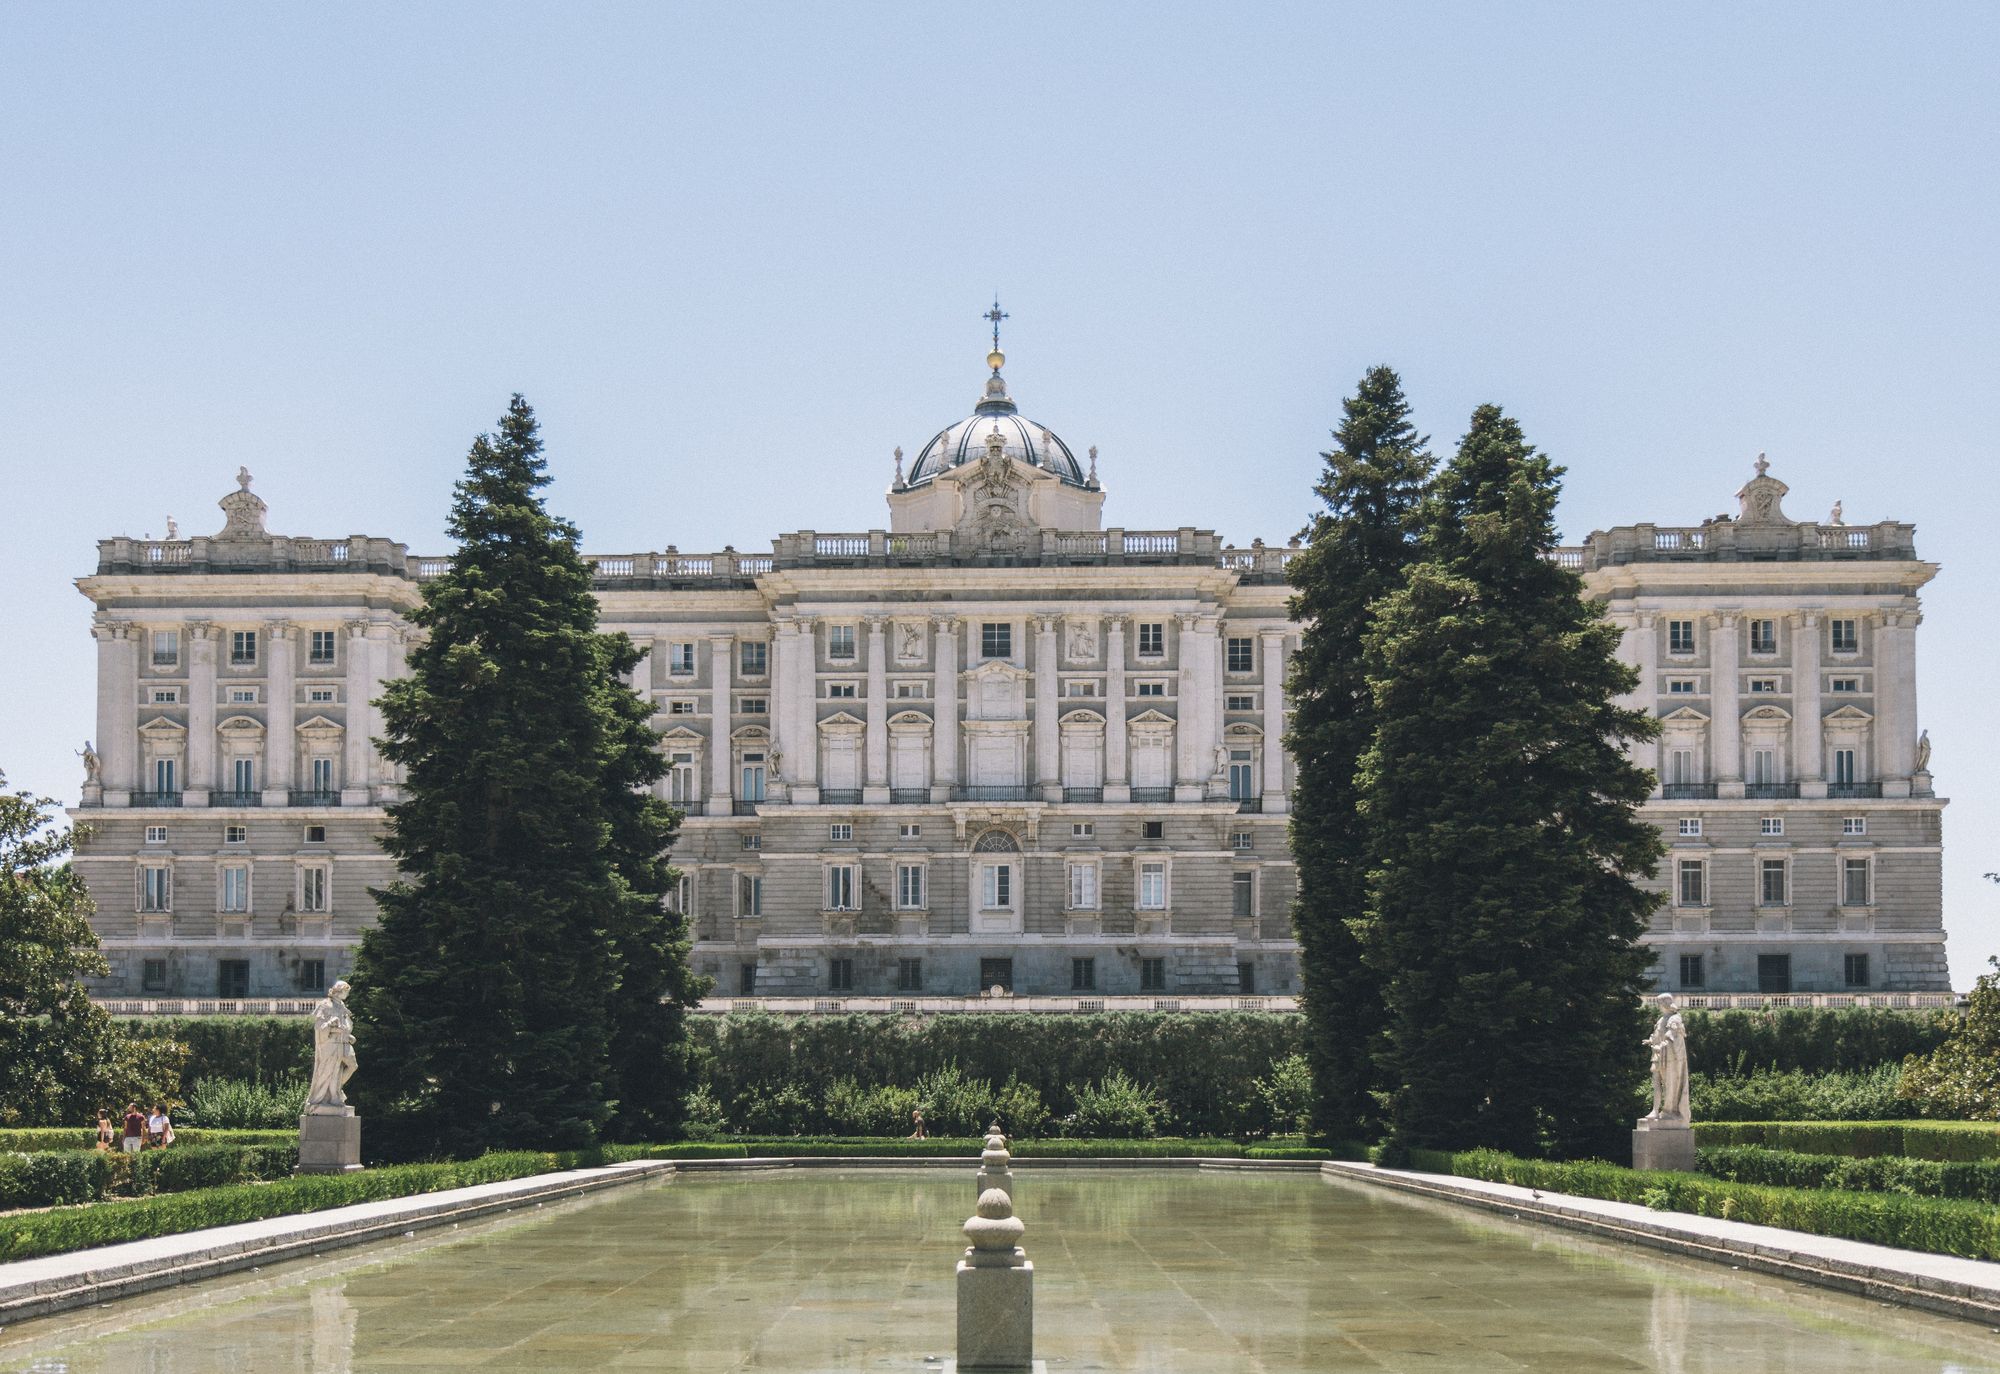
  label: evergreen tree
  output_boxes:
[1356,405,1662,1160]
[350,396,698,1157]
[1284,367,1433,1141]
[0,776,186,1125]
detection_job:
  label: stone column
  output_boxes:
[341,620,373,805]
[184,623,216,806]
[364,624,394,798]
[1793,612,1824,798]
[789,616,818,800]
[709,632,735,808]
[768,617,798,799]
[1103,618,1129,802]
[1622,613,1658,784]
[1711,613,1742,797]
[864,617,889,802]
[1877,609,1920,796]
[1260,629,1288,813]
[932,616,959,800]
[1034,616,1060,801]
[264,621,296,803]
[1174,613,1218,801]
[94,622,136,801]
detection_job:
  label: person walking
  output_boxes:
[908,1108,926,1139]
[120,1103,145,1155]
[95,1108,114,1151]
[148,1103,175,1148]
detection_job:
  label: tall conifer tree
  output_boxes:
[1284,367,1433,1141]
[1356,405,1662,1159]
[350,396,699,1157]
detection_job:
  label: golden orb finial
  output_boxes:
[987,348,1005,373]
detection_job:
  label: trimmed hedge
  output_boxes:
[0,1128,295,1153]
[1695,1120,2000,1162]
[1699,1144,2000,1206]
[0,1150,113,1209]
[1409,1147,2000,1262]
[0,1142,302,1210]
[721,1136,1351,1160]
[1684,1009,1954,1076]
[1687,1065,1914,1121]
[120,1017,312,1089]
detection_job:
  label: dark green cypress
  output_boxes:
[1284,367,1434,1142]
[350,396,698,1157]
[1357,404,1663,1160]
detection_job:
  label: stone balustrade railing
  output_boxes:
[1552,519,1918,572]
[96,535,411,576]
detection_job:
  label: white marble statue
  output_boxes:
[1642,993,1690,1124]
[78,740,99,783]
[1915,728,1931,772]
[306,980,358,1113]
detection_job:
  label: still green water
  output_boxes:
[2,1168,1996,1372]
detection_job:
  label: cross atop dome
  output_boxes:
[984,296,1008,373]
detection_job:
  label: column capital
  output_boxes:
[1033,615,1060,635]
[92,620,127,643]
[1258,625,1286,643]
[708,629,735,644]
[1793,610,1821,627]
[864,615,888,634]
[345,618,371,639]
[1713,612,1739,628]
[1175,611,1201,631]
[1633,611,1657,630]
[1106,617,1127,638]
[932,614,960,633]
[265,619,293,639]
[185,620,216,640]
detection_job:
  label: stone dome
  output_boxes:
[904,367,1090,489]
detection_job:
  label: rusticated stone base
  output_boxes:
[298,1110,363,1174]
[1632,1123,1696,1172]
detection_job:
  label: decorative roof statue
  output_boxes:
[1087,446,1098,488]
[1735,453,1792,526]
[165,516,178,539]
[892,446,905,490]
[1916,728,1931,773]
[215,467,270,540]
[78,740,99,783]
[1829,499,1845,526]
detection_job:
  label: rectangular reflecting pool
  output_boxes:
[3,1167,1997,1372]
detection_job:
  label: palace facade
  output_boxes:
[69,352,1950,1003]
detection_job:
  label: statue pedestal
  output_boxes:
[1632,1121,1696,1172]
[299,1108,363,1174]
[957,1257,1033,1372]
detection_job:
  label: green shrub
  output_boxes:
[1062,1070,1167,1138]
[0,1149,112,1208]
[1684,1009,1954,1076]
[1899,959,2000,1119]
[0,1127,294,1153]
[1686,1065,1913,1121]
[128,1142,299,1195]
[1424,1147,2000,1261]
[1246,1053,1313,1139]
[1698,1143,2000,1205]
[182,1076,308,1130]
[1695,1120,2000,1162]
[120,1017,312,1089]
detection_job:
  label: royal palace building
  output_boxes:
[69,347,1950,1004]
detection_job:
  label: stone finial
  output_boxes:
[237,465,254,491]
[977,1121,1014,1202]
[1753,452,1769,477]
[1086,445,1098,487]
[962,1187,1027,1268]
[1735,454,1792,526]
[893,446,905,489]
[1830,499,1844,526]
[216,469,270,540]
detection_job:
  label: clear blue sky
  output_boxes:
[3,3,1995,980]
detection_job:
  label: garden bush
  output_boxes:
[1698,1143,2000,1205]
[0,1149,113,1209]
[129,1142,299,1195]
[1683,1009,1953,1076]
[182,1075,309,1129]
[1413,1147,2000,1261]
[120,1016,312,1089]
[1683,1065,1914,1121]
[0,1127,293,1153]
[1695,1120,2000,1162]
[1061,1070,1167,1138]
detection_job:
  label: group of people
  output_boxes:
[96,1103,174,1153]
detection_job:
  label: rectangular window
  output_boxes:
[979,958,1014,993]
[1226,638,1254,673]
[1844,953,1871,988]
[1750,748,1778,785]
[1142,820,1164,840]
[1071,822,1094,838]
[303,825,326,843]
[231,757,256,794]
[1678,954,1705,988]
[230,630,257,665]
[1668,620,1696,655]
[668,642,696,675]
[1668,749,1695,786]
[1071,957,1097,991]
[1231,871,1255,918]
[1140,957,1167,992]
[1231,830,1253,851]
[153,758,178,795]
[667,874,690,914]
[827,682,858,698]
[1749,678,1778,694]
[1677,860,1706,906]
[669,700,696,715]
[299,866,329,912]
[741,754,767,802]
[220,865,249,913]
[1137,623,1164,656]
[1225,693,1255,711]
[151,629,181,667]
[899,823,922,838]
[141,958,168,993]
[738,873,763,917]
[228,688,257,703]
[1228,750,1255,801]
[297,959,327,993]
[1760,817,1784,836]
[1830,619,1859,654]
[1842,857,1871,906]
[825,865,856,910]
[897,957,923,992]
[827,625,856,660]
[145,825,169,844]
[981,863,1012,909]
[895,682,928,698]
[1066,680,1099,697]
[1136,681,1165,697]
[1138,861,1167,910]
[739,641,768,676]
[1749,619,1777,655]
[828,958,854,992]
[309,630,336,664]
[1842,817,1867,836]
[1678,818,1702,837]
[829,823,853,841]
[1067,862,1099,910]
[739,963,758,995]
[1757,954,1793,993]
[216,960,249,999]
[1667,678,1696,694]
[1833,749,1857,786]
[140,866,172,912]
[740,831,762,850]
[1237,962,1256,994]
[311,757,335,793]
[1831,677,1859,693]
[896,863,926,909]
[225,825,247,844]
[152,688,180,704]
[981,622,1012,659]
[1760,859,1788,906]
[308,688,336,703]
[740,697,768,714]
